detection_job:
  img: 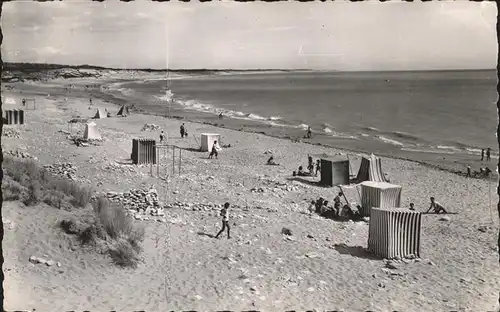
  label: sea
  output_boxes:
[106,70,498,173]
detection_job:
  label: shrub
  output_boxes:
[75,197,145,268]
[2,177,24,201]
[23,180,42,206]
[109,238,141,268]
[43,190,66,209]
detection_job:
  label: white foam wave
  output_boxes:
[401,147,455,155]
[323,127,333,133]
[377,135,405,147]
[3,97,16,105]
[268,116,282,121]
[298,124,309,130]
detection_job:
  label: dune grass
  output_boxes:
[70,197,145,268]
[2,157,92,209]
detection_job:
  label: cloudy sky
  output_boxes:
[1,1,497,71]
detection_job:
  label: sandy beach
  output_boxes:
[2,71,500,311]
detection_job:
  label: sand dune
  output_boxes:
[2,77,499,311]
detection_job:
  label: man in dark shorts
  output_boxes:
[215,202,231,239]
[486,148,491,161]
[481,149,485,161]
[426,197,448,214]
[209,141,219,159]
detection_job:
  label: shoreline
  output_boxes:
[3,73,497,181]
[96,77,498,182]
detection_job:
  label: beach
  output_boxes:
[2,68,499,311]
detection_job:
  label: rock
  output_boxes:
[250,286,257,291]
[307,234,314,239]
[46,260,55,267]
[385,261,398,270]
[57,262,61,267]
[281,227,292,236]
[307,287,315,292]
[439,216,450,222]
[29,256,40,264]
[427,260,435,266]
[305,252,321,259]
[194,294,203,300]
[478,225,488,233]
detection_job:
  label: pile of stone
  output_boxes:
[102,162,137,173]
[141,123,161,132]
[101,187,163,216]
[5,150,37,160]
[2,128,20,138]
[43,163,77,181]
[171,201,228,211]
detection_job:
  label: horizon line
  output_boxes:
[3,62,496,73]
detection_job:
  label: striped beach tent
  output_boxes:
[356,154,389,183]
[360,181,402,217]
[368,207,422,259]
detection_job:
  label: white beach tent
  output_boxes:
[200,133,220,152]
[94,108,108,119]
[83,122,102,140]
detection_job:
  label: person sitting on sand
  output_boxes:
[409,203,415,211]
[315,197,325,214]
[426,197,448,214]
[484,167,492,177]
[215,202,231,239]
[308,200,316,215]
[333,196,342,217]
[208,140,220,159]
[267,156,279,166]
[334,192,343,204]
[315,159,321,177]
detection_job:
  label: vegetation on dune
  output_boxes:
[2,157,144,268]
[2,157,92,209]
[62,197,145,268]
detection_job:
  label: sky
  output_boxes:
[1,1,497,71]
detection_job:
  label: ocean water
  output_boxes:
[108,70,498,162]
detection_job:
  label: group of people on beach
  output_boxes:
[310,192,363,221]
[465,147,493,178]
[293,155,321,177]
[158,123,188,144]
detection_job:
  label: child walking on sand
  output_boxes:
[215,202,231,239]
[208,141,220,159]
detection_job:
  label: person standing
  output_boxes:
[481,149,485,161]
[215,202,231,239]
[466,165,471,178]
[486,148,491,161]
[208,140,220,159]
[180,123,186,138]
[159,130,165,143]
[306,126,312,139]
[315,159,321,177]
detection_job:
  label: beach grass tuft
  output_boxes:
[2,157,93,208]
